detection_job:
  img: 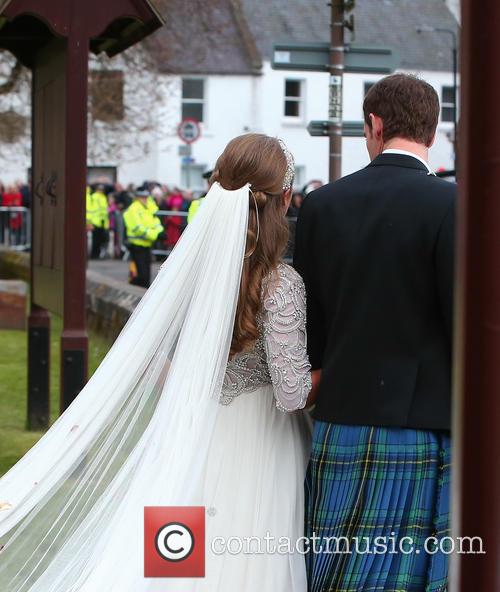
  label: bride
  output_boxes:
[0,133,315,591]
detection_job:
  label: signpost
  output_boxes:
[272,37,399,181]
[272,42,400,74]
[177,118,201,188]
[177,118,201,144]
[307,120,365,138]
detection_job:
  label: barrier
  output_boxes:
[0,207,31,250]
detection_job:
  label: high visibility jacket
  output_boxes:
[187,198,203,224]
[86,189,109,229]
[123,199,163,247]
[147,196,159,214]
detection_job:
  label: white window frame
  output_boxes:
[181,77,206,126]
[441,86,455,124]
[293,165,305,189]
[283,78,305,122]
[181,163,207,191]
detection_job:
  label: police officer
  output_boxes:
[86,184,110,259]
[123,190,164,288]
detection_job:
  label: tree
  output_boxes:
[0,50,31,178]
[0,0,255,182]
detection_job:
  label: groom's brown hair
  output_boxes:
[363,74,440,147]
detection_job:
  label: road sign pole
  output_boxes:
[329,0,344,182]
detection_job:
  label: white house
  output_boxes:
[0,0,459,189]
[135,0,459,189]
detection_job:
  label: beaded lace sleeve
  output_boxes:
[262,264,312,412]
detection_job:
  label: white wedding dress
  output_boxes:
[0,183,311,591]
[194,263,312,591]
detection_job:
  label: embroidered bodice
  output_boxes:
[221,263,312,412]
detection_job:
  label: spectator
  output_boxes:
[3,184,23,244]
[123,190,164,288]
[165,190,184,248]
[302,179,323,197]
[86,184,110,259]
[113,183,133,211]
[287,191,304,218]
[16,180,31,209]
[107,193,123,259]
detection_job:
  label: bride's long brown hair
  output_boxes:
[211,134,291,356]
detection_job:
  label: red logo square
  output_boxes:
[144,506,205,578]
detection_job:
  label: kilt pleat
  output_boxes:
[305,422,451,592]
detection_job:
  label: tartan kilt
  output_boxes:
[305,422,451,592]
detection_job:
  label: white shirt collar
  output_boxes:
[382,149,435,176]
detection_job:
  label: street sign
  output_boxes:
[272,43,399,74]
[178,144,192,156]
[342,121,365,137]
[307,120,365,137]
[344,45,400,74]
[177,118,201,144]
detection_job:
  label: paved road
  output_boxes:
[87,258,164,286]
[88,253,294,286]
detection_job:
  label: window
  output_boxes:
[441,86,455,122]
[364,82,375,96]
[90,70,124,122]
[182,79,205,123]
[181,164,206,190]
[87,166,117,185]
[293,165,305,189]
[284,79,303,118]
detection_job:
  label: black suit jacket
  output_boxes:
[294,153,456,431]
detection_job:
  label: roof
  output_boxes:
[147,0,261,75]
[239,0,458,72]
[0,0,164,67]
[350,0,458,71]
[147,0,458,75]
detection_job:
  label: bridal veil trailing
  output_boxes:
[0,182,250,590]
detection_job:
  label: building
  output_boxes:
[0,0,459,188]
[445,0,460,23]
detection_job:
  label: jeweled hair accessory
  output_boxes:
[278,138,295,191]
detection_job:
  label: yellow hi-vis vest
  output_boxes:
[86,189,110,229]
[147,196,159,214]
[187,198,203,224]
[123,199,163,247]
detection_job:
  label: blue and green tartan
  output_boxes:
[305,422,451,592]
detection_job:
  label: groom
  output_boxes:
[294,74,455,591]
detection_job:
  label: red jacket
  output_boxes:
[2,191,23,229]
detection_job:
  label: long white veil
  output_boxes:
[0,182,250,591]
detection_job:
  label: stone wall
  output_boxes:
[0,249,141,340]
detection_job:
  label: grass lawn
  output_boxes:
[0,315,111,477]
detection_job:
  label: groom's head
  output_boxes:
[363,74,440,160]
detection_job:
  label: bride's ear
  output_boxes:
[283,188,293,212]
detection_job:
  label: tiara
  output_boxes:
[278,138,295,191]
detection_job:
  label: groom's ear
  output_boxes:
[370,113,384,141]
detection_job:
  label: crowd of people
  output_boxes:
[0,181,31,246]
[85,181,205,287]
[1,175,322,287]
[85,177,323,287]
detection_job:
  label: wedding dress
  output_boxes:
[0,182,311,591]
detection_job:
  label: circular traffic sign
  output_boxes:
[177,118,201,144]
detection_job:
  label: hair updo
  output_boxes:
[211,133,291,356]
